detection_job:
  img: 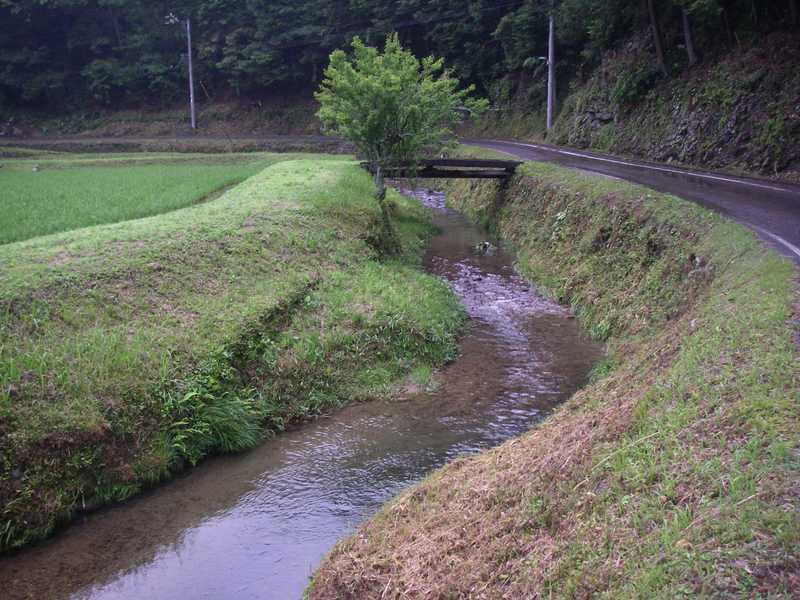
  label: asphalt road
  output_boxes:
[467,139,800,265]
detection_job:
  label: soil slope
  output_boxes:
[465,32,800,179]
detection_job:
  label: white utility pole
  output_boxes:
[546,9,555,131]
[186,18,197,130]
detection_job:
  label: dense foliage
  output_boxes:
[315,34,486,252]
[316,35,486,167]
[0,0,796,110]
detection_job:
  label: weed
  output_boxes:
[611,63,662,106]
[756,116,792,173]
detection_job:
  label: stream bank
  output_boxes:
[309,163,799,599]
[0,160,461,553]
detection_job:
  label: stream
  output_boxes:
[1,188,602,600]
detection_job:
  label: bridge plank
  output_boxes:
[418,159,522,170]
[382,168,511,179]
[360,159,521,179]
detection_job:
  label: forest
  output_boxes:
[1,0,797,111]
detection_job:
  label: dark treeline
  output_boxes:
[0,0,796,110]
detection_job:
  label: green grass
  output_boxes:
[310,154,799,599]
[0,156,464,552]
[0,164,263,243]
[0,151,339,244]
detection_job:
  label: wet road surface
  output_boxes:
[468,139,800,264]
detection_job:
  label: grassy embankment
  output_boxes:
[310,154,799,598]
[4,98,320,138]
[0,156,464,552]
[1,136,352,155]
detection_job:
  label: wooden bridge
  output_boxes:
[362,158,522,180]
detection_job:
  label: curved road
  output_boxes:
[467,139,800,265]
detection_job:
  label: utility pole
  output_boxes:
[186,18,196,130]
[546,7,556,131]
[681,9,697,66]
[647,0,668,76]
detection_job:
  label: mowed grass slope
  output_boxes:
[0,158,463,552]
[0,151,334,244]
[310,160,799,599]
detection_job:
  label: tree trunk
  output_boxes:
[374,164,386,202]
[681,9,698,66]
[372,164,401,256]
[108,8,122,47]
[721,7,735,46]
[647,0,668,76]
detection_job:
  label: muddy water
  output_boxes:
[1,189,602,600]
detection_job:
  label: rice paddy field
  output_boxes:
[0,150,334,244]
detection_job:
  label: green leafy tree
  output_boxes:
[0,0,793,113]
[315,33,487,254]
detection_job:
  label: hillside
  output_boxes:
[469,31,800,177]
[553,32,800,175]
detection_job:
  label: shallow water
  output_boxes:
[1,188,602,600]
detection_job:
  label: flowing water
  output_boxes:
[1,189,602,600]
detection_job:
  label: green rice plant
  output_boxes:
[0,162,267,244]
